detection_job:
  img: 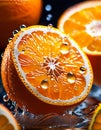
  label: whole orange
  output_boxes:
[0,0,43,52]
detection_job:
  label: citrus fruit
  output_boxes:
[0,0,42,51]
[1,25,93,114]
[58,1,101,86]
[0,104,21,130]
[89,103,101,130]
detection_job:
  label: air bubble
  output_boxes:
[41,80,49,90]
[67,72,76,84]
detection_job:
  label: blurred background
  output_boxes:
[39,0,85,27]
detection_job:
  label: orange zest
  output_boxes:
[58,1,101,86]
[1,25,93,114]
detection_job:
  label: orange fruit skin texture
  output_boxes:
[1,42,68,114]
[87,55,101,86]
[0,0,42,52]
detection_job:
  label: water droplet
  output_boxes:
[60,43,70,55]
[3,94,9,102]
[12,101,17,107]
[46,14,53,21]
[8,37,12,42]
[20,24,26,29]
[10,105,15,111]
[21,106,27,116]
[67,72,76,84]
[47,23,53,29]
[80,66,86,74]
[12,30,18,36]
[45,4,52,11]
[41,80,49,90]
[21,49,25,54]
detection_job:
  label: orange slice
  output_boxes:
[89,103,101,130]
[0,104,21,130]
[58,1,101,86]
[1,25,93,114]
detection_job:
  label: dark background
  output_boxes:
[39,0,85,27]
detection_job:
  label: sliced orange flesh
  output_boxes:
[58,1,101,55]
[11,25,93,106]
[0,104,21,130]
[89,104,101,130]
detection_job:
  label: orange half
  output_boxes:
[58,1,101,86]
[1,25,93,114]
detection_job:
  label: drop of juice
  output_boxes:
[67,72,76,84]
[60,43,70,55]
[3,94,9,102]
[41,80,49,90]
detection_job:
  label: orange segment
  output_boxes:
[58,1,101,86]
[89,104,101,130]
[0,104,21,130]
[1,25,93,114]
